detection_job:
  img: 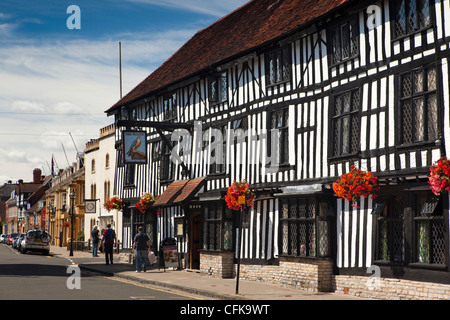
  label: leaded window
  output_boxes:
[202,202,233,251]
[270,108,289,165]
[332,88,360,157]
[399,65,438,145]
[280,198,332,258]
[160,143,174,181]
[163,93,177,122]
[266,46,291,85]
[375,196,405,263]
[209,124,227,175]
[152,140,162,162]
[209,72,228,103]
[330,17,359,65]
[124,163,135,187]
[414,193,445,265]
[394,0,432,38]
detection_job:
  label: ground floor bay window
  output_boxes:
[373,185,449,281]
[279,196,333,258]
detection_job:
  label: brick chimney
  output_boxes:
[33,168,42,183]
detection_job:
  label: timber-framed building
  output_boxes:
[106,0,450,299]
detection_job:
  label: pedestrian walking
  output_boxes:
[102,224,116,265]
[91,226,100,257]
[132,226,151,272]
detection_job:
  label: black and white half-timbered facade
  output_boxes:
[106,0,450,298]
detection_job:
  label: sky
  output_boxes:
[0,0,248,184]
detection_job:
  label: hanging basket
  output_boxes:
[332,166,380,208]
[135,192,157,214]
[103,196,124,212]
[225,180,255,211]
[428,156,450,195]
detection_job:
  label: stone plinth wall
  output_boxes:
[200,251,234,278]
[333,275,450,300]
[200,252,334,292]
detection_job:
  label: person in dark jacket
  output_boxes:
[91,226,99,257]
[101,224,116,265]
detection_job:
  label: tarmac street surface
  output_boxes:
[0,243,365,302]
[0,243,206,300]
[50,245,364,301]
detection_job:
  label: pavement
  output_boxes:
[50,245,366,300]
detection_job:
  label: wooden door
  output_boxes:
[190,214,201,269]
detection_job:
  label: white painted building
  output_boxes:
[84,124,122,244]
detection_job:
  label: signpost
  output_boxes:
[235,195,246,294]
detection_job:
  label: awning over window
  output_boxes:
[153,178,205,207]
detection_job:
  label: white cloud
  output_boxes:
[0,27,197,183]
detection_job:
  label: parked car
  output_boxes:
[7,233,18,245]
[21,230,51,255]
[14,233,26,250]
[0,234,8,243]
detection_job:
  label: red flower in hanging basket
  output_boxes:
[103,196,124,212]
[428,156,450,195]
[332,166,380,208]
[135,192,157,214]
[225,180,255,211]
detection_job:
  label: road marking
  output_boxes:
[101,276,206,300]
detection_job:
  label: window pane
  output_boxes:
[427,67,436,91]
[343,91,351,113]
[407,0,418,32]
[333,27,341,63]
[334,119,341,156]
[220,72,227,101]
[402,73,413,97]
[342,116,350,154]
[414,98,424,141]
[395,0,407,37]
[418,0,431,28]
[334,95,342,116]
[427,93,438,140]
[402,100,413,144]
[414,70,424,93]
[431,221,446,264]
[417,221,430,263]
[341,23,350,59]
[351,116,359,153]
[349,19,359,56]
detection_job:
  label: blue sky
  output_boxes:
[0,0,248,184]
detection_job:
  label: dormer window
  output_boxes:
[209,72,228,104]
[163,93,177,122]
[266,45,291,86]
[329,17,359,65]
[393,0,432,39]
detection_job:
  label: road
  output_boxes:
[0,243,206,300]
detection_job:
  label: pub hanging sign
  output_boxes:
[122,130,147,164]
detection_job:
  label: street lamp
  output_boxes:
[69,190,77,257]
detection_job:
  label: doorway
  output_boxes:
[190,213,201,269]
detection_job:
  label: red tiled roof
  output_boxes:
[106,0,350,113]
[153,178,205,206]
